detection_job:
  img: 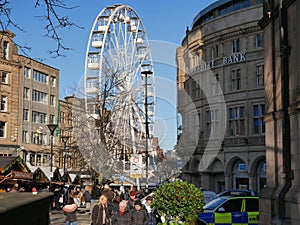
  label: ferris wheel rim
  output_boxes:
[84,4,156,143]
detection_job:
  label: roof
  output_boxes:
[0,156,17,171]
[193,0,231,26]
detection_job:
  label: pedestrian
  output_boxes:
[144,196,161,225]
[91,195,112,225]
[101,184,115,203]
[83,185,92,213]
[131,200,149,225]
[112,200,131,225]
[127,191,137,210]
[63,195,78,225]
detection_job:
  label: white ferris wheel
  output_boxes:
[83,4,156,164]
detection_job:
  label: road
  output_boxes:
[50,208,91,225]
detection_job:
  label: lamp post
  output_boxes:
[141,69,153,194]
[61,136,70,182]
[47,124,58,182]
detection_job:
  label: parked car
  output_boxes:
[216,189,257,197]
[198,195,259,225]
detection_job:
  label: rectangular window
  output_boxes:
[22,131,29,143]
[1,96,7,111]
[50,115,55,124]
[231,69,241,91]
[206,109,219,138]
[256,33,263,48]
[32,111,47,124]
[211,44,219,59]
[23,109,29,121]
[32,70,48,83]
[253,104,265,134]
[31,132,45,145]
[256,64,264,87]
[228,106,245,136]
[211,73,220,95]
[3,41,9,60]
[24,67,30,78]
[0,121,6,137]
[50,95,55,106]
[60,112,65,123]
[50,76,56,87]
[1,72,8,84]
[32,89,48,104]
[23,87,30,99]
[231,39,241,53]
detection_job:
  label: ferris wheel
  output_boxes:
[83,4,156,161]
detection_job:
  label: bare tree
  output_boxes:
[0,0,83,57]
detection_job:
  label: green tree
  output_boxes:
[152,180,204,225]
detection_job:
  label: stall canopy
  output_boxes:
[0,156,33,184]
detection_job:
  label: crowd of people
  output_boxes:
[2,182,161,225]
[61,183,161,225]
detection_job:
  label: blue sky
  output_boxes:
[9,0,216,150]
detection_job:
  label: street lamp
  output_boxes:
[61,136,70,182]
[141,69,153,194]
[47,124,58,179]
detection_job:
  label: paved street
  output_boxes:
[50,209,91,225]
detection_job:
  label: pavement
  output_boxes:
[50,208,91,225]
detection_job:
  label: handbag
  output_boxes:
[59,194,64,203]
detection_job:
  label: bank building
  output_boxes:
[176,0,265,193]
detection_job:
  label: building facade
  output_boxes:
[258,0,300,224]
[176,0,266,193]
[0,30,60,171]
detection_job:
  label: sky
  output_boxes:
[9,0,216,151]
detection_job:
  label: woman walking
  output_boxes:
[112,200,131,225]
[91,195,112,225]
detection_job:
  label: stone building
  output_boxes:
[176,0,266,193]
[258,0,300,224]
[0,30,60,168]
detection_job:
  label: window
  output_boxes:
[255,33,263,48]
[22,131,29,143]
[23,87,30,99]
[245,198,259,212]
[50,95,55,106]
[60,111,65,123]
[32,90,47,104]
[32,111,47,124]
[211,73,220,95]
[1,72,8,84]
[3,41,9,59]
[50,114,55,124]
[231,69,241,90]
[256,64,264,87]
[1,96,7,111]
[211,45,219,59]
[206,109,219,138]
[24,67,30,78]
[31,132,45,144]
[0,121,6,137]
[228,106,245,136]
[50,76,56,87]
[220,198,243,212]
[231,39,241,53]
[253,104,265,134]
[32,70,47,83]
[23,109,29,121]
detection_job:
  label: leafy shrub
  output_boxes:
[152,180,204,224]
